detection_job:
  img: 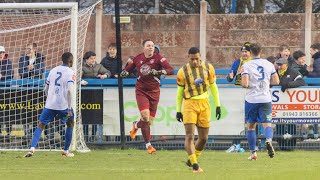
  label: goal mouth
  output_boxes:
[0,1,101,152]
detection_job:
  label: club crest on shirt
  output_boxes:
[150,59,155,64]
[140,61,143,64]
[140,64,151,76]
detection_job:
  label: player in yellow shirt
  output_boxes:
[176,47,221,173]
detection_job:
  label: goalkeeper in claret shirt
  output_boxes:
[120,39,174,154]
[25,52,76,158]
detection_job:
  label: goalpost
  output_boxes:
[0,1,100,152]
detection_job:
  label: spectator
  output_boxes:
[266,56,277,70]
[18,43,45,79]
[82,51,111,80]
[276,58,305,92]
[100,43,119,78]
[0,46,13,81]
[124,56,138,78]
[307,43,320,77]
[276,44,294,67]
[227,42,252,85]
[291,50,308,77]
[154,45,160,54]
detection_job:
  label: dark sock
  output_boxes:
[246,130,256,151]
[64,127,73,151]
[141,121,151,143]
[31,128,43,148]
[137,120,143,128]
[192,163,199,170]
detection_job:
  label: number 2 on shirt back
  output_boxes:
[55,72,62,86]
[257,66,265,80]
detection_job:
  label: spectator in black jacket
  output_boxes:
[291,50,308,77]
[100,43,119,78]
[307,43,320,77]
[276,58,305,92]
[18,43,45,79]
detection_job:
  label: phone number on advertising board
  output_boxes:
[282,111,319,117]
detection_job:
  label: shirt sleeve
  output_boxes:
[241,64,249,76]
[45,72,51,85]
[271,64,277,75]
[124,56,137,72]
[68,71,75,84]
[208,64,216,84]
[176,68,185,86]
[158,54,174,75]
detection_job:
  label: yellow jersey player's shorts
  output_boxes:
[183,98,211,128]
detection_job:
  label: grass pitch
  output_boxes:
[0,149,319,180]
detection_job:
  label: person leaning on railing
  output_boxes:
[81,51,111,85]
[227,42,252,85]
[276,58,305,93]
[18,43,45,79]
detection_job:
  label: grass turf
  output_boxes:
[0,149,319,180]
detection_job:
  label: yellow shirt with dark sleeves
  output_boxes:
[177,62,216,99]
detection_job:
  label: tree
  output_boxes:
[270,0,305,13]
[101,0,320,14]
[206,0,224,14]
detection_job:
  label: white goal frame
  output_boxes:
[0,2,81,152]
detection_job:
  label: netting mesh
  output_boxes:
[0,2,98,151]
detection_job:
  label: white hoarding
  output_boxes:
[103,87,245,136]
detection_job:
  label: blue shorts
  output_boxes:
[245,101,272,124]
[39,108,74,125]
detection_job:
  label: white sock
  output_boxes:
[134,121,138,129]
[145,142,151,149]
[30,147,35,152]
[64,150,69,154]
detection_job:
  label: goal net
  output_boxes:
[0,1,100,152]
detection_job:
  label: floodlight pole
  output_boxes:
[200,0,207,62]
[115,0,126,149]
[305,0,312,65]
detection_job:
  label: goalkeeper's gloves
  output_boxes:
[120,70,129,77]
[176,112,183,122]
[149,69,163,76]
[216,106,221,120]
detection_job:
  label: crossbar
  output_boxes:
[0,3,78,9]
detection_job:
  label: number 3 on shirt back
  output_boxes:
[257,66,265,80]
